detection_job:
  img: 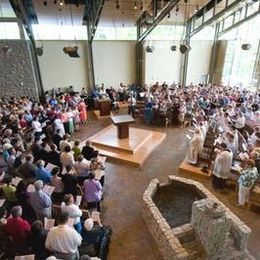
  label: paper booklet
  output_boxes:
[0,199,5,207]
[46,163,56,172]
[44,218,55,230]
[27,184,36,193]
[43,185,55,196]
[14,255,35,260]
[67,218,74,227]
[75,195,82,206]
[11,177,23,187]
[0,172,5,182]
[91,211,100,222]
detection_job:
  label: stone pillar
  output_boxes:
[191,199,232,260]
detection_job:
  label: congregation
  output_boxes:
[0,81,259,259]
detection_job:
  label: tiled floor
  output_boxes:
[74,111,260,260]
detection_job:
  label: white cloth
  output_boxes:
[45,225,82,254]
[213,150,233,179]
[185,133,204,164]
[61,203,82,225]
[60,152,75,168]
[238,184,251,205]
[74,159,90,176]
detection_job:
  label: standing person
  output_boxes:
[53,115,65,137]
[5,206,31,255]
[35,160,52,184]
[237,160,258,207]
[32,116,43,138]
[212,143,233,189]
[185,128,204,165]
[82,141,95,161]
[60,146,75,169]
[83,172,102,212]
[78,99,88,124]
[30,180,52,221]
[45,212,82,260]
[61,194,83,234]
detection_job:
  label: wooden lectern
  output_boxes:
[111,115,135,139]
[98,99,111,116]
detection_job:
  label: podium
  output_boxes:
[98,99,111,116]
[111,115,135,139]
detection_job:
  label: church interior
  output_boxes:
[0,0,259,259]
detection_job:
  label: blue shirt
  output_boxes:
[35,167,51,184]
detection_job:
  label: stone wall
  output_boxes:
[0,40,39,99]
[143,175,254,260]
[142,179,189,260]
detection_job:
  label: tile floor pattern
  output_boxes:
[74,111,260,260]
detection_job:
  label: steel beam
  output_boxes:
[209,22,220,83]
[182,19,192,86]
[85,0,105,42]
[137,0,179,43]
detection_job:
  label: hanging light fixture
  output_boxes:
[116,1,119,9]
[140,3,143,11]
[43,1,47,6]
[134,2,137,10]
[54,0,57,4]
[59,0,63,6]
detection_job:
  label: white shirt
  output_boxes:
[32,120,42,132]
[74,159,90,176]
[45,224,82,254]
[60,152,75,168]
[61,203,82,225]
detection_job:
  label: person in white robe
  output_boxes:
[212,143,233,189]
[54,117,65,137]
[185,128,204,165]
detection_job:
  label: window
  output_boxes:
[0,22,20,39]
[95,26,136,40]
[32,24,88,40]
[146,25,185,40]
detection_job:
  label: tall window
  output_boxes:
[0,22,20,39]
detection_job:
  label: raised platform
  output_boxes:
[93,110,113,119]
[178,161,212,178]
[87,124,166,167]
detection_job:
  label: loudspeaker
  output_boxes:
[179,44,191,54]
[241,44,252,50]
[63,46,80,57]
[35,47,43,56]
[146,46,155,53]
[170,45,177,51]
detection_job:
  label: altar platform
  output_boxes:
[87,124,166,167]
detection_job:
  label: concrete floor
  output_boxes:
[74,111,260,260]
